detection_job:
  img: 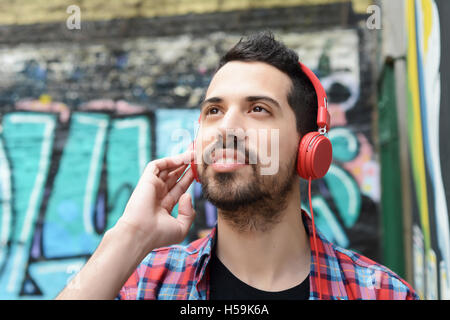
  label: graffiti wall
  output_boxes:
[0,17,379,299]
[406,0,450,300]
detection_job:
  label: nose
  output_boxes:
[217,107,246,149]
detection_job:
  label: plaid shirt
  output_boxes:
[117,211,419,300]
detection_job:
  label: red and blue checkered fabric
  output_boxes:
[117,211,419,300]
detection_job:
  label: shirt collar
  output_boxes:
[194,210,349,300]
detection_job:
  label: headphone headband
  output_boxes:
[298,62,330,133]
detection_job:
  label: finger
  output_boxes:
[176,193,196,237]
[161,168,194,212]
[159,163,187,182]
[168,164,188,178]
[168,167,194,201]
[157,165,187,194]
[148,174,168,198]
[140,151,192,191]
[143,166,185,197]
[152,150,194,174]
[164,165,188,189]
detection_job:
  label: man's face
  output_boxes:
[196,61,300,218]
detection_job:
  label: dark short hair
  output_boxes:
[216,31,318,136]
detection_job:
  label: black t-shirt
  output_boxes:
[209,247,310,300]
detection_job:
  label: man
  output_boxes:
[57,31,418,300]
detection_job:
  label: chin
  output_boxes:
[213,164,256,182]
[201,168,264,210]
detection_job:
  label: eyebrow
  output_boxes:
[200,95,281,110]
[246,96,281,109]
[200,97,223,111]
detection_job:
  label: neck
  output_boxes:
[215,183,311,292]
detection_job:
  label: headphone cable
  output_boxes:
[308,176,323,300]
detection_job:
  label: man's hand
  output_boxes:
[116,150,196,252]
[56,150,196,299]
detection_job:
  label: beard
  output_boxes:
[200,151,298,233]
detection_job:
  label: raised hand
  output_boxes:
[116,150,196,252]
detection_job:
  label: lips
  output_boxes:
[210,149,249,172]
[212,149,247,164]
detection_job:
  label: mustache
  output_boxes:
[201,138,258,165]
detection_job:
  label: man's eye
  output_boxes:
[252,106,268,113]
[206,107,220,115]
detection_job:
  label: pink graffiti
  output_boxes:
[328,103,347,126]
[342,133,380,201]
[15,98,71,123]
[79,99,146,114]
[15,98,147,123]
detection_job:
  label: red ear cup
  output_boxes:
[296,132,332,180]
[191,140,200,182]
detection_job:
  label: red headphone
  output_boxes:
[190,62,332,182]
[296,62,332,179]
